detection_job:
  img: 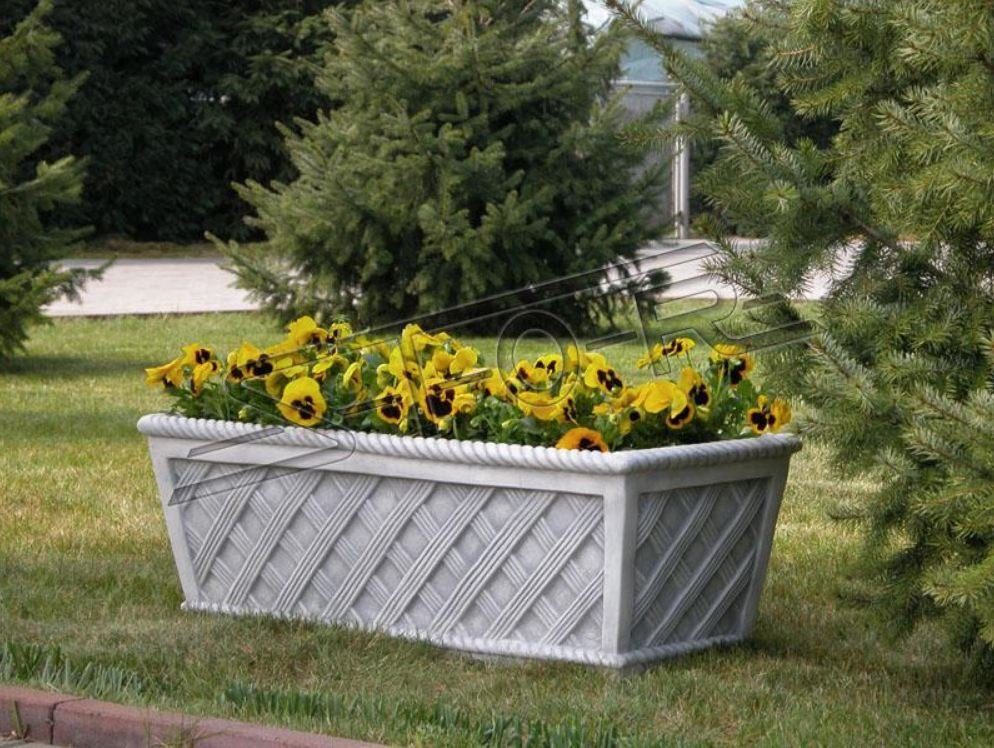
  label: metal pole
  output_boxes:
[671,92,691,239]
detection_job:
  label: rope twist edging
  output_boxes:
[138,414,801,475]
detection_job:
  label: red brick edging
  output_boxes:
[0,685,382,747]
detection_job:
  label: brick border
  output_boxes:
[0,686,381,747]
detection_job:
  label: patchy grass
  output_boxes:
[68,237,226,259]
[1,314,992,746]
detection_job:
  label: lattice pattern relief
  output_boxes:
[630,478,769,649]
[169,459,605,650]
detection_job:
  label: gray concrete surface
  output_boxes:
[44,242,829,318]
[44,258,257,317]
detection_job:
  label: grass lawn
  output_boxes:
[2,313,993,746]
[67,237,225,259]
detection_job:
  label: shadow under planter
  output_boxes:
[139,414,800,668]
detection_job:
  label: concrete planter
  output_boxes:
[139,414,800,668]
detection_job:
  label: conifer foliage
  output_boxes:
[608,0,994,671]
[221,0,663,330]
[0,1,92,357]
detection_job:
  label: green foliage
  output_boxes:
[0,0,93,357]
[0,640,146,699]
[222,681,624,746]
[691,6,837,232]
[219,0,663,331]
[0,0,345,241]
[607,0,994,673]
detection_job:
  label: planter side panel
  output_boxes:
[629,477,771,650]
[167,459,605,652]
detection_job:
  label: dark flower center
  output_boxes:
[691,384,710,406]
[291,395,316,421]
[426,393,453,418]
[248,354,274,377]
[668,405,692,426]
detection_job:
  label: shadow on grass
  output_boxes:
[2,409,148,443]
[0,354,152,380]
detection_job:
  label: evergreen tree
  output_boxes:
[219,0,663,330]
[608,0,994,672]
[0,0,92,357]
[692,7,836,233]
[0,0,344,241]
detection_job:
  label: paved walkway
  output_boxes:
[45,258,257,317]
[44,242,830,318]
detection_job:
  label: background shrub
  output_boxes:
[0,1,94,357]
[0,0,346,242]
[220,0,664,331]
[691,6,837,235]
[609,0,994,674]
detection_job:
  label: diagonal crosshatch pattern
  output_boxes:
[172,460,606,652]
[630,478,769,649]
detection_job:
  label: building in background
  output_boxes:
[583,0,744,237]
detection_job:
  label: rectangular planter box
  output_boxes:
[139,414,800,668]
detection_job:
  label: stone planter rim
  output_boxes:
[137,413,801,475]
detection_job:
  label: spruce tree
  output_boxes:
[0,0,91,357]
[220,0,663,330]
[609,0,994,672]
[0,0,346,241]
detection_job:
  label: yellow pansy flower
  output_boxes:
[374,384,412,428]
[710,343,754,385]
[400,323,448,358]
[181,343,214,368]
[145,356,184,389]
[477,369,507,399]
[640,379,688,416]
[678,367,711,409]
[449,346,478,376]
[277,377,327,427]
[430,348,453,375]
[265,338,302,360]
[619,406,645,435]
[582,352,624,394]
[666,402,695,430]
[328,321,353,350]
[312,354,347,383]
[264,358,308,398]
[534,354,563,378]
[341,359,365,395]
[227,342,274,382]
[426,346,479,380]
[516,390,560,421]
[635,343,663,369]
[555,427,609,453]
[660,337,696,357]
[378,346,421,386]
[559,394,580,423]
[513,359,549,388]
[191,359,221,395]
[419,377,475,428]
[566,344,590,374]
[746,396,791,434]
[286,315,328,348]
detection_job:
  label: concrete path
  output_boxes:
[45,258,257,317]
[44,242,829,318]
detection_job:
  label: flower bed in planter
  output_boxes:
[139,415,798,667]
[141,318,799,666]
